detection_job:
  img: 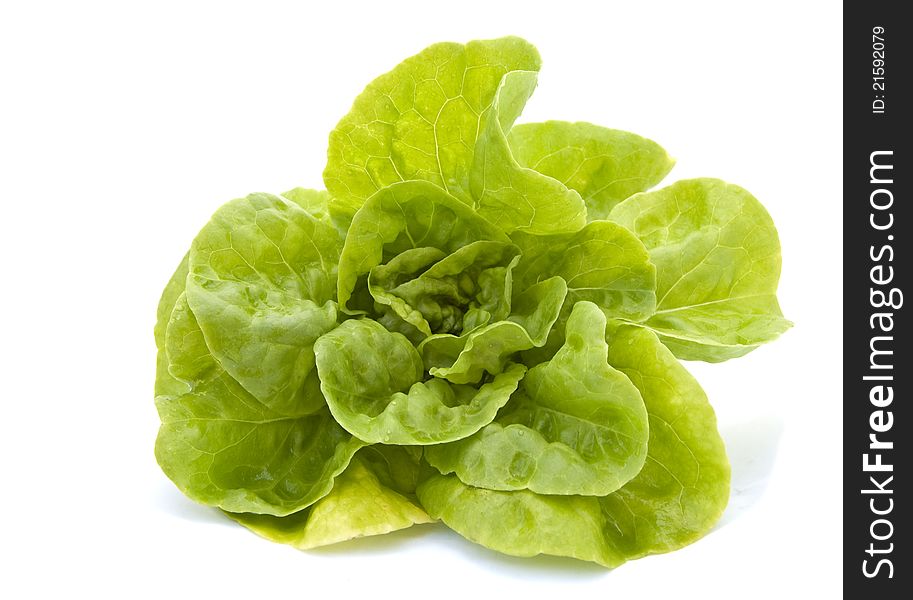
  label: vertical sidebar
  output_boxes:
[844,2,908,594]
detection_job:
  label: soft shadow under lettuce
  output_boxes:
[717,415,784,527]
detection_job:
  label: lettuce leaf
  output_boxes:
[609,178,792,361]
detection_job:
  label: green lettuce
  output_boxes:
[154,36,788,566]
[424,302,649,496]
[608,178,792,361]
[225,447,432,549]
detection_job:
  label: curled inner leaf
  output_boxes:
[420,276,568,384]
[368,240,520,338]
[425,301,649,496]
[315,319,526,444]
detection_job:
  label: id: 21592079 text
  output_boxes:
[871,26,886,114]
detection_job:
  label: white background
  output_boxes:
[0,1,841,597]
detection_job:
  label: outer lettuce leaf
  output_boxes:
[154,253,190,351]
[417,322,729,567]
[164,295,220,384]
[154,253,190,399]
[420,276,566,384]
[599,322,730,557]
[225,456,432,550]
[336,180,511,315]
[609,178,791,361]
[418,474,612,564]
[314,319,526,444]
[511,220,656,322]
[185,193,342,406]
[324,37,541,214]
[468,71,586,234]
[425,302,648,496]
[156,295,363,516]
[507,121,674,220]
